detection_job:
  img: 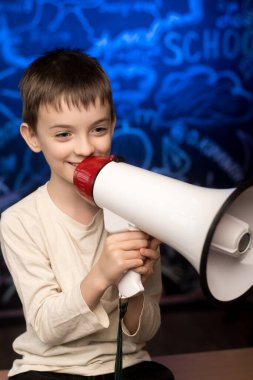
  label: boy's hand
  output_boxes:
[134,237,161,282]
[95,231,149,288]
[81,232,159,311]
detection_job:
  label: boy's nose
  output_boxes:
[74,139,95,157]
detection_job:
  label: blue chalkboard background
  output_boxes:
[0,0,253,313]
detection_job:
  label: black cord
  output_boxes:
[114,298,128,380]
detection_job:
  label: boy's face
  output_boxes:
[21,97,116,188]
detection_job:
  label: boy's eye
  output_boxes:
[93,126,108,134]
[55,131,71,138]
[95,127,106,133]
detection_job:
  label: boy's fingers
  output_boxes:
[149,237,161,250]
[140,248,160,260]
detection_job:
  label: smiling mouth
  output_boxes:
[68,162,81,167]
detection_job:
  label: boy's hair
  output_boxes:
[20,48,115,131]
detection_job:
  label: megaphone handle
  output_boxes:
[118,270,144,299]
[103,208,144,299]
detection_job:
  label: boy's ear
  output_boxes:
[20,123,41,153]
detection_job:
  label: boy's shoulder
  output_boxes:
[1,185,46,224]
[0,185,49,251]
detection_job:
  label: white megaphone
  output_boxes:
[73,155,253,305]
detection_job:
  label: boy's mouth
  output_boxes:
[68,162,81,167]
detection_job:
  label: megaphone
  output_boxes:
[74,155,253,305]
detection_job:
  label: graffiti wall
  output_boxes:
[0,0,253,314]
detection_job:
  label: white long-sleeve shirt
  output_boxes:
[0,184,162,377]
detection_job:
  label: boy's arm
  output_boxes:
[1,211,160,346]
[79,230,149,311]
[0,212,110,345]
[80,233,161,339]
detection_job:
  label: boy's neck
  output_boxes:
[47,178,99,225]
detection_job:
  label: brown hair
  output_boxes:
[20,48,115,131]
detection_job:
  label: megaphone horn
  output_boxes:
[74,155,253,306]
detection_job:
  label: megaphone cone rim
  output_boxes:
[200,177,253,306]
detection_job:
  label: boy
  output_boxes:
[0,48,174,379]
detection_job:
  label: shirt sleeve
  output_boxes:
[0,211,109,346]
